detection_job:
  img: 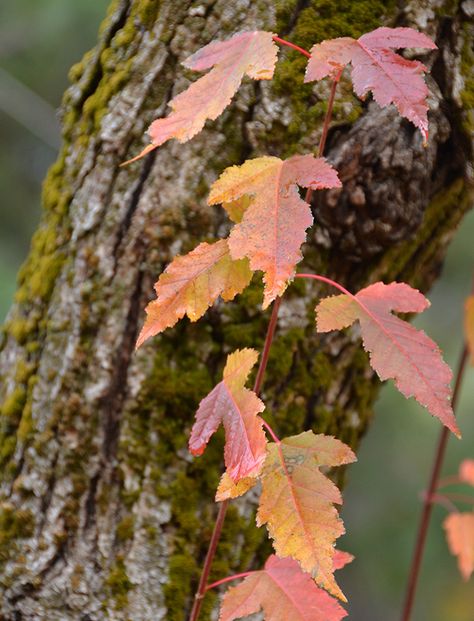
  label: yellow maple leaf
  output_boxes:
[257,431,355,601]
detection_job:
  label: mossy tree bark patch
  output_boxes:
[0,0,472,619]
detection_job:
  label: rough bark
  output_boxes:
[0,0,472,619]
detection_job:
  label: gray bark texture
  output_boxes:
[0,0,472,619]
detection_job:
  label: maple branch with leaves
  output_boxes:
[121,24,469,621]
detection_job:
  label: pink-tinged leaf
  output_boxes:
[316,282,458,436]
[257,431,356,600]
[136,240,252,347]
[189,349,266,481]
[127,31,278,162]
[444,512,474,581]
[465,296,474,366]
[220,555,348,621]
[333,550,354,571]
[459,460,474,487]
[215,471,258,502]
[305,27,437,141]
[209,155,341,307]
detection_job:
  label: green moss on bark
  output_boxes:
[106,556,134,611]
[460,21,474,133]
[0,505,34,571]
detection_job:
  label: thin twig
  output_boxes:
[188,500,229,621]
[188,49,340,620]
[436,475,462,489]
[253,297,282,395]
[400,344,468,621]
[305,71,341,204]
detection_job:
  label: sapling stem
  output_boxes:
[305,69,342,204]
[253,297,282,395]
[400,343,468,621]
[188,499,230,621]
[188,41,340,619]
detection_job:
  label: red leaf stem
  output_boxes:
[305,70,341,204]
[296,273,354,296]
[437,492,474,506]
[272,35,311,58]
[437,475,463,489]
[262,419,281,444]
[206,571,257,591]
[422,492,458,514]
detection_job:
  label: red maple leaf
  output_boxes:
[189,349,266,481]
[305,27,436,141]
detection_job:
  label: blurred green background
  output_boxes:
[0,2,472,620]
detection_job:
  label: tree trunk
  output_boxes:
[0,0,472,619]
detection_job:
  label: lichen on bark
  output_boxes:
[0,0,472,619]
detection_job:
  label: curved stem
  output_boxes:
[440,492,474,506]
[206,571,257,591]
[305,71,341,204]
[189,500,229,621]
[253,297,282,394]
[295,272,353,297]
[262,419,281,444]
[400,344,468,621]
[272,35,311,58]
[424,493,459,514]
[188,297,282,621]
[316,72,341,159]
[437,475,463,489]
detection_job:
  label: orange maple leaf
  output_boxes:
[459,460,474,487]
[136,240,251,348]
[220,554,352,621]
[257,431,356,601]
[125,31,278,163]
[209,155,341,307]
[316,282,458,436]
[444,512,474,581]
[215,471,258,502]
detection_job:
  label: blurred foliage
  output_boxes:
[342,210,474,621]
[0,2,473,620]
[0,0,108,320]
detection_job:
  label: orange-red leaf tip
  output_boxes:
[121,143,157,166]
[135,328,149,350]
[444,512,474,581]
